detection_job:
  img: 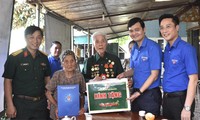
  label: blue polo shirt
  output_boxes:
[163,36,198,92]
[48,55,62,78]
[130,37,162,89]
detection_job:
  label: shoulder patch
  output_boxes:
[39,50,48,56]
[11,49,23,56]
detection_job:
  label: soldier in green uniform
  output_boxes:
[82,31,124,82]
[2,26,51,120]
[82,31,124,111]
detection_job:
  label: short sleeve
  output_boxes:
[44,56,51,77]
[184,45,198,75]
[79,73,86,96]
[2,55,17,79]
[149,44,162,70]
[46,71,59,92]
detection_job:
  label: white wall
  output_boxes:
[0,0,14,112]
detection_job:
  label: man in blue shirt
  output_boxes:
[47,41,62,119]
[159,14,198,120]
[117,17,162,116]
[48,41,62,78]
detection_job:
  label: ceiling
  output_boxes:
[27,0,199,40]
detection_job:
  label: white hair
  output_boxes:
[92,31,107,43]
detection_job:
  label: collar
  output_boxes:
[94,52,108,62]
[166,36,181,50]
[23,47,41,57]
[135,36,148,49]
[50,55,60,61]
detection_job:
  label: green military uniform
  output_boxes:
[2,47,51,120]
[82,52,124,82]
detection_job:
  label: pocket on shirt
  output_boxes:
[170,56,182,69]
[140,58,150,71]
[19,63,30,72]
[40,65,47,71]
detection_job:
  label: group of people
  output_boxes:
[2,13,198,120]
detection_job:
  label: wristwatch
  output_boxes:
[137,89,143,95]
[184,106,191,111]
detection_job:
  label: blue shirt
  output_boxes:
[130,37,162,89]
[163,36,198,92]
[48,55,62,78]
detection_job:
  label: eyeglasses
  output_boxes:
[160,24,174,31]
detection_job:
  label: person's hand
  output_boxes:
[47,100,51,110]
[89,76,102,82]
[181,108,191,120]
[55,107,59,119]
[79,107,85,115]
[5,105,17,118]
[126,92,140,102]
[117,72,125,79]
[128,78,133,88]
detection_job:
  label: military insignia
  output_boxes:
[24,51,28,57]
[104,64,108,68]
[106,74,109,77]
[96,67,99,70]
[20,63,29,66]
[94,64,99,70]
[111,61,115,65]
[109,64,113,68]
[111,72,114,77]
[105,68,108,72]
[40,63,46,66]
[11,49,23,56]
[100,74,106,80]
[91,67,94,71]
[94,67,97,70]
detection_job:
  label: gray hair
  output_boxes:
[92,31,107,43]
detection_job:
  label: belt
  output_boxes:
[133,87,160,93]
[164,90,186,98]
[15,95,45,101]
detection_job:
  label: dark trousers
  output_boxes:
[131,87,162,116]
[162,90,195,120]
[11,96,48,120]
[47,109,53,120]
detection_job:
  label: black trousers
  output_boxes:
[162,91,195,120]
[131,87,162,116]
[11,96,48,120]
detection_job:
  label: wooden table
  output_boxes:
[76,111,165,120]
